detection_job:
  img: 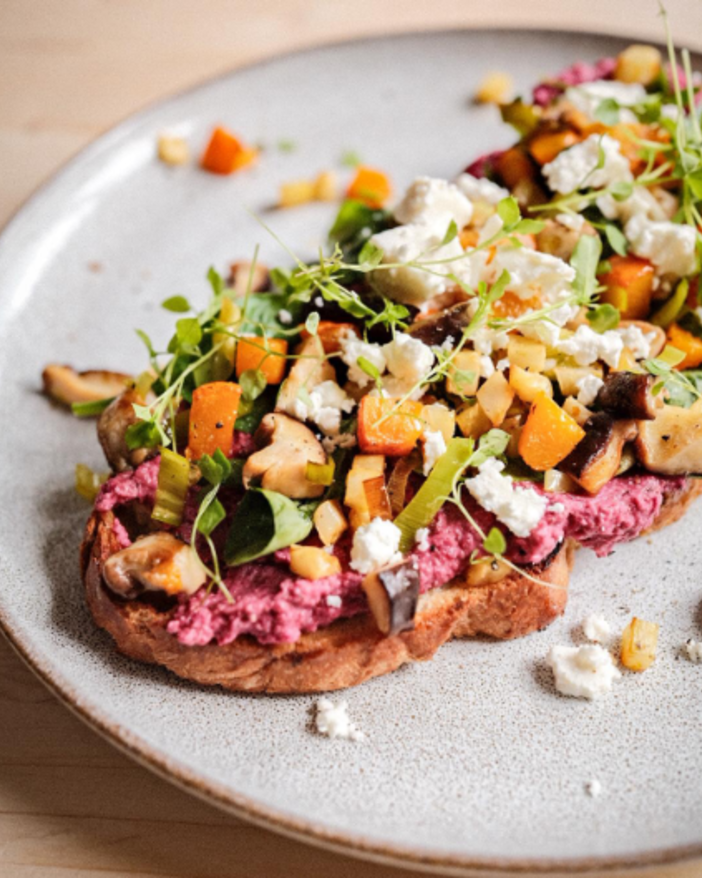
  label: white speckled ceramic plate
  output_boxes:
[1,28,702,876]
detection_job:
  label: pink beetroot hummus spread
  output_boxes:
[95,459,687,647]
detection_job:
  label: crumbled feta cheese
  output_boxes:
[556,212,586,231]
[583,614,613,643]
[455,172,510,205]
[294,380,355,435]
[326,594,342,608]
[321,432,357,454]
[488,246,576,302]
[350,518,403,574]
[585,779,603,798]
[576,373,604,406]
[277,308,293,325]
[465,458,549,538]
[383,333,435,385]
[370,222,467,305]
[543,134,632,195]
[597,185,669,224]
[422,428,447,476]
[616,324,654,360]
[625,214,697,278]
[684,639,702,662]
[315,698,366,741]
[394,176,473,229]
[564,80,646,123]
[556,325,623,367]
[479,355,495,378]
[547,644,621,699]
[314,296,324,308]
[414,527,431,552]
[436,335,456,353]
[472,326,510,355]
[549,502,566,513]
[339,332,387,386]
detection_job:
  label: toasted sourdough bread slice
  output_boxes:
[80,479,702,694]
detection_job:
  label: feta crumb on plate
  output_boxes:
[684,639,702,663]
[315,698,366,741]
[548,644,621,699]
[582,614,613,643]
[585,779,603,798]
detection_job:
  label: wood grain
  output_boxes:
[3,1,702,875]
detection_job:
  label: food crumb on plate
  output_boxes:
[585,779,603,798]
[315,698,366,741]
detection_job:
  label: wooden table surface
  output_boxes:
[3,2,702,875]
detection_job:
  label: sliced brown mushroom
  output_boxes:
[408,302,473,347]
[243,412,327,499]
[362,558,420,636]
[275,335,336,416]
[535,217,597,262]
[635,399,702,475]
[228,260,270,294]
[595,372,660,420]
[103,533,206,599]
[42,364,131,407]
[98,388,154,473]
[560,413,638,494]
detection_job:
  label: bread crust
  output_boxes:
[80,479,702,693]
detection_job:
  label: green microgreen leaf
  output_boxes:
[340,150,362,168]
[135,329,157,358]
[594,98,621,126]
[357,239,384,268]
[304,312,320,336]
[586,303,620,333]
[570,234,603,305]
[277,139,297,153]
[161,295,191,313]
[175,317,202,348]
[441,219,459,246]
[483,526,507,556]
[197,495,226,537]
[497,196,521,228]
[602,223,628,256]
[71,397,115,418]
[469,428,510,468]
[240,368,267,402]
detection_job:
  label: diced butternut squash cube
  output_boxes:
[345,454,386,524]
[420,403,456,444]
[518,393,586,471]
[446,350,481,396]
[346,166,392,208]
[235,336,289,384]
[279,179,316,207]
[476,371,514,427]
[187,381,242,460]
[157,134,189,166]
[667,323,702,370]
[621,617,659,671]
[456,402,492,440]
[507,336,547,372]
[313,499,348,546]
[301,321,360,354]
[289,545,341,580]
[313,170,337,202]
[599,255,655,320]
[495,147,536,188]
[508,365,553,404]
[358,396,423,456]
[528,128,581,166]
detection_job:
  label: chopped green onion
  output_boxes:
[71,397,115,418]
[395,438,475,553]
[75,463,108,502]
[651,278,689,328]
[306,459,335,486]
[152,447,191,527]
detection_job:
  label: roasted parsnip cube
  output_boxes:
[279,179,316,207]
[313,499,348,546]
[290,545,341,580]
[543,468,579,493]
[476,371,515,426]
[507,336,547,372]
[474,71,513,104]
[420,403,456,444]
[157,134,190,166]
[313,170,337,202]
[554,365,603,397]
[509,365,553,403]
[345,454,386,526]
[446,350,481,397]
[621,617,659,672]
[615,45,662,86]
[456,402,492,439]
[562,396,592,426]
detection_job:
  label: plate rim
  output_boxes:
[1,24,701,875]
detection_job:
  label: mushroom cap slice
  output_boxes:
[103,533,206,599]
[97,388,154,473]
[42,364,131,406]
[243,412,327,499]
[362,558,420,636]
[560,413,638,494]
[408,302,473,347]
[635,399,702,475]
[595,372,659,420]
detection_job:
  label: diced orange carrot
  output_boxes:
[346,166,392,208]
[357,396,423,456]
[187,381,242,459]
[528,128,581,165]
[599,255,655,320]
[201,126,257,175]
[491,291,542,319]
[235,337,289,384]
[518,392,586,471]
[300,321,360,354]
[667,323,702,370]
[495,146,536,187]
[459,228,480,249]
